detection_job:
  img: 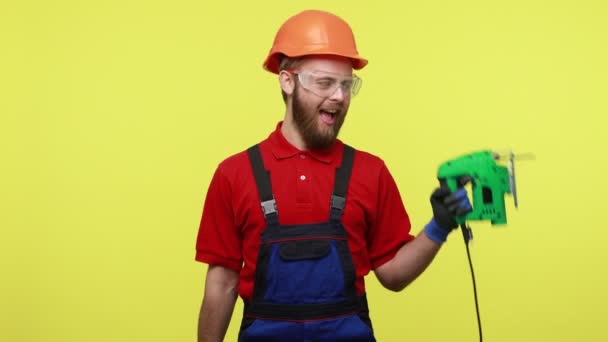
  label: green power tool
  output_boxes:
[437,150,519,225]
[437,150,529,342]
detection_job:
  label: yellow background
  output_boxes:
[1,0,607,341]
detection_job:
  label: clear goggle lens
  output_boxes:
[291,70,362,97]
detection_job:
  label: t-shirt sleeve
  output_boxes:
[194,165,242,272]
[367,163,415,269]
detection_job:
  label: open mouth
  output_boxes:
[319,109,339,124]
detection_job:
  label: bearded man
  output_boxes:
[195,9,472,342]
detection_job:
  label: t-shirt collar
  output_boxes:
[269,121,341,164]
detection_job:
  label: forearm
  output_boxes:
[375,230,441,292]
[198,266,239,342]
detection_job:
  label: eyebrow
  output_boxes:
[316,76,336,81]
[310,70,353,77]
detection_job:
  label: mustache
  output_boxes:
[319,106,344,113]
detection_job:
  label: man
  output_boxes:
[195,9,471,342]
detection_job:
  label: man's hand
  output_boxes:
[424,187,473,244]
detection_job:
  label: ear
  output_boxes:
[279,71,295,96]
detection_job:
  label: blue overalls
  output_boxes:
[239,144,376,342]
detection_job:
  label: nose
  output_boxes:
[328,85,347,102]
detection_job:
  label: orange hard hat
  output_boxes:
[263,10,368,74]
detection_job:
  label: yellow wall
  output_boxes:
[1,1,607,341]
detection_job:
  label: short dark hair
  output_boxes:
[278,55,306,103]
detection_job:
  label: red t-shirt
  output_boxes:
[195,122,414,300]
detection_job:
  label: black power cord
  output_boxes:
[460,223,482,342]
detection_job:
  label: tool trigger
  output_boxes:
[458,175,472,187]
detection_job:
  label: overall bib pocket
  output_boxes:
[264,239,345,304]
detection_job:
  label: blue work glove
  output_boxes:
[424,187,473,244]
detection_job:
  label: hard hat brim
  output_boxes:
[263,52,368,74]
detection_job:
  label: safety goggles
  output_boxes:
[288,70,362,98]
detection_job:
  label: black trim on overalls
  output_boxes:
[246,144,355,226]
[330,144,355,222]
[247,146,279,226]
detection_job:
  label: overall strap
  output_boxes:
[247,145,279,226]
[330,144,355,222]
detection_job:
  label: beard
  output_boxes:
[291,85,348,150]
